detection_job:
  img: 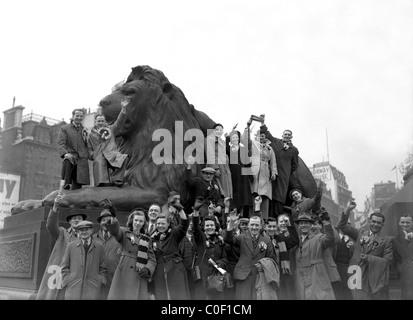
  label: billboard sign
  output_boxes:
[311,165,332,181]
[0,172,21,227]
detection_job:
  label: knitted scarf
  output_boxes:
[270,230,291,275]
[205,232,224,248]
[130,233,151,270]
[151,228,172,244]
[278,240,291,275]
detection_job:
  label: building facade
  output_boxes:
[310,161,354,227]
[0,105,98,227]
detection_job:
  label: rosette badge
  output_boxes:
[98,127,112,140]
[259,241,267,251]
[360,235,369,245]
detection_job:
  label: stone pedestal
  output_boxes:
[0,207,129,299]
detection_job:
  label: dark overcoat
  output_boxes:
[151,218,190,300]
[192,216,228,300]
[392,231,413,300]
[264,129,299,204]
[57,122,90,185]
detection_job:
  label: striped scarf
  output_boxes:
[278,240,291,275]
[131,233,150,270]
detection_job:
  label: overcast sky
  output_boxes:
[1,0,412,209]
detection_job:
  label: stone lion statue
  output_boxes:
[12,65,316,214]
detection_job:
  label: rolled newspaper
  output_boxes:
[208,258,227,274]
[58,179,66,195]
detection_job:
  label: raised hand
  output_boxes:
[171,201,184,212]
[319,208,330,222]
[194,197,204,211]
[345,200,357,213]
[53,194,63,211]
[120,97,130,108]
[186,155,196,166]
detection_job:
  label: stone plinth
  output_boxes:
[0,207,129,299]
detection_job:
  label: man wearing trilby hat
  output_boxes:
[93,203,121,299]
[36,194,88,300]
[290,209,336,300]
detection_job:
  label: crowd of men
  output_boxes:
[34,105,412,300]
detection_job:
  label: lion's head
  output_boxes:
[99,65,215,206]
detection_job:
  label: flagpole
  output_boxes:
[395,165,399,190]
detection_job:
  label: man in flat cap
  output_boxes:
[290,210,336,300]
[185,156,224,221]
[61,220,107,300]
[36,195,87,300]
[93,208,121,299]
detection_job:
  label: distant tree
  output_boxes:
[399,152,413,183]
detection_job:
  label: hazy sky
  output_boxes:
[1,0,412,208]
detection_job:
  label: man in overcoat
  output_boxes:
[61,221,107,300]
[392,214,413,300]
[36,195,86,300]
[291,210,336,300]
[93,208,121,299]
[260,125,299,217]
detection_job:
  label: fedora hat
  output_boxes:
[66,212,87,222]
[97,209,112,223]
[201,167,216,174]
[75,220,94,230]
[294,212,314,224]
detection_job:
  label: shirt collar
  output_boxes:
[82,238,91,246]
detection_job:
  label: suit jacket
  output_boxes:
[393,231,413,299]
[338,212,393,298]
[224,229,275,281]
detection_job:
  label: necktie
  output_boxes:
[104,231,109,241]
[252,235,259,249]
[83,240,90,253]
[149,224,155,234]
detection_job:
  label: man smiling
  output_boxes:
[224,212,274,300]
[291,210,336,300]
[338,203,393,300]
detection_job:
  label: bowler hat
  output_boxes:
[97,209,112,223]
[76,220,94,230]
[294,212,314,224]
[201,167,216,174]
[66,212,87,222]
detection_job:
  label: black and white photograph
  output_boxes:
[0,0,412,307]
